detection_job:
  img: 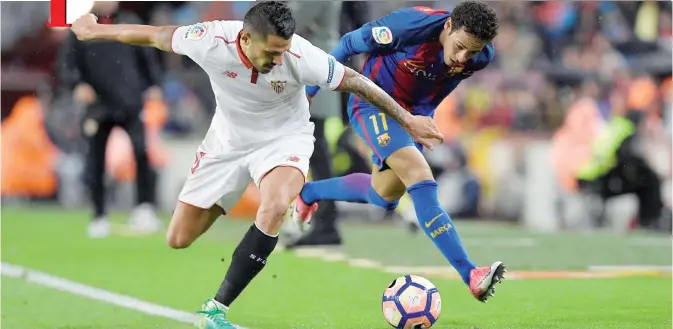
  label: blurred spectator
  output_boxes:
[57,1,163,238]
[284,1,345,247]
[1,1,670,230]
[1,2,49,52]
[337,1,372,125]
[575,105,667,231]
[491,22,540,76]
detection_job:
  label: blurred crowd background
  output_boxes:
[1,1,671,233]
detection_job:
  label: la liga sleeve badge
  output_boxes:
[184,23,207,40]
[372,26,393,45]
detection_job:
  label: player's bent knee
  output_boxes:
[166,216,196,249]
[371,169,407,203]
[385,147,435,187]
[166,230,194,249]
[402,167,434,186]
[256,196,291,233]
[166,202,219,249]
[257,198,289,221]
[368,186,400,211]
[257,166,305,233]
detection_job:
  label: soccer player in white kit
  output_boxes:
[70,2,443,328]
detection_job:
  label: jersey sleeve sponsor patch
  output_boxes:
[327,57,335,83]
[372,26,393,45]
[184,23,207,40]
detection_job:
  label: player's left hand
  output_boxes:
[144,86,163,101]
[406,115,444,150]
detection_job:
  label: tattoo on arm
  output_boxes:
[335,67,412,127]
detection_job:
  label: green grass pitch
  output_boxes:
[2,207,671,328]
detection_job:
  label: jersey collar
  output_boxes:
[236,31,254,69]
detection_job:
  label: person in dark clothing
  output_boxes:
[338,1,371,126]
[283,1,373,248]
[282,1,344,248]
[577,110,669,231]
[58,1,163,238]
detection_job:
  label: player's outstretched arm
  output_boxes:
[306,31,371,98]
[336,67,444,150]
[70,13,175,52]
[336,67,410,126]
[307,7,437,98]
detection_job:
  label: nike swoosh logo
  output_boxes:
[425,214,443,228]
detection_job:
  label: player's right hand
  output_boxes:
[406,115,444,150]
[71,13,98,41]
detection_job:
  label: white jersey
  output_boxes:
[171,20,346,146]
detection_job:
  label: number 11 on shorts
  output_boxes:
[369,113,388,135]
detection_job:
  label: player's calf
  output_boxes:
[386,147,480,284]
[406,180,476,283]
[166,202,223,249]
[288,177,400,234]
[214,166,304,308]
[295,170,401,220]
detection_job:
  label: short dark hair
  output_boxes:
[243,1,295,40]
[450,1,498,41]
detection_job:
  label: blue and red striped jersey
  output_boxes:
[306,6,495,118]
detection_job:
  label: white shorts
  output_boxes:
[178,128,314,214]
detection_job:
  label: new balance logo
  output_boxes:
[249,253,267,265]
[223,70,237,78]
[191,152,206,174]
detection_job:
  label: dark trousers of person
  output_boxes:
[578,135,663,228]
[83,106,155,218]
[309,117,337,230]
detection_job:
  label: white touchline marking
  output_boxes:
[348,258,383,269]
[588,265,673,272]
[1,262,249,329]
[461,238,537,247]
[626,238,673,247]
[284,246,671,280]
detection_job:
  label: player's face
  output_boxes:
[441,26,489,66]
[246,33,292,74]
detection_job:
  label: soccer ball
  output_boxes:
[382,275,442,329]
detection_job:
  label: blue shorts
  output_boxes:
[350,106,423,171]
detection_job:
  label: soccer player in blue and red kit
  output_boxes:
[289,1,505,302]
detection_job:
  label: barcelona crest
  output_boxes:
[377,133,391,147]
[270,80,287,94]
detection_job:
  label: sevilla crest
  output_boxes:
[270,80,287,94]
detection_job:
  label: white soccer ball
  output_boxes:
[382,275,442,328]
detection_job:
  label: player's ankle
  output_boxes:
[215,224,278,306]
[211,298,229,311]
[298,184,318,205]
